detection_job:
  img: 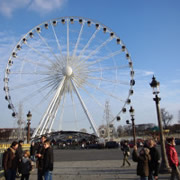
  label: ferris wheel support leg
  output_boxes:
[32,77,65,138]
[47,93,63,134]
[40,77,65,135]
[71,79,99,137]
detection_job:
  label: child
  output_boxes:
[19,150,32,180]
[132,145,151,180]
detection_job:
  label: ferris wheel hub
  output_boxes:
[62,66,73,77]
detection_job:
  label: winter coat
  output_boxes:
[30,144,37,156]
[19,157,32,175]
[36,143,45,170]
[149,146,160,176]
[166,143,179,167]
[3,147,18,171]
[43,147,53,172]
[132,148,151,177]
[121,143,130,156]
[16,144,23,160]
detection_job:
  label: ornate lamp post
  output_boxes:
[27,111,32,144]
[150,76,171,173]
[126,106,136,145]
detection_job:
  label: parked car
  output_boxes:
[105,141,119,149]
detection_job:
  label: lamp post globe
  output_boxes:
[150,76,171,173]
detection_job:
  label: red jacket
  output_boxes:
[166,143,179,167]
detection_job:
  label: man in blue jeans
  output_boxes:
[36,135,47,180]
[43,140,53,180]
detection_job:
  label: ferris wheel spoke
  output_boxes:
[13,81,54,108]
[10,70,58,76]
[67,19,70,64]
[13,76,64,108]
[88,49,123,66]
[83,80,126,102]
[82,37,113,63]
[71,79,99,136]
[37,32,61,63]
[87,76,129,86]
[50,21,63,58]
[16,56,51,69]
[78,28,100,60]
[85,65,129,73]
[31,85,56,114]
[72,22,85,59]
[25,43,55,65]
[10,77,50,91]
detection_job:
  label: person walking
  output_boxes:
[36,135,47,180]
[121,140,131,167]
[19,150,32,180]
[3,141,19,180]
[148,139,160,180]
[43,140,54,180]
[132,145,151,180]
[166,137,180,180]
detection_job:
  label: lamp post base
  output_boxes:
[159,163,171,174]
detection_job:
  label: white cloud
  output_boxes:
[0,0,30,17]
[0,0,67,17]
[135,69,154,77]
[29,0,67,14]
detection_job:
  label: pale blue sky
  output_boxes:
[0,0,180,130]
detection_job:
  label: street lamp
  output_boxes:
[126,106,136,145]
[150,76,171,173]
[27,111,32,144]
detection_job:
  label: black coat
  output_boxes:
[36,143,45,170]
[149,146,160,176]
[43,147,53,172]
[19,157,32,175]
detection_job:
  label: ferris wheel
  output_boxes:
[3,16,135,138]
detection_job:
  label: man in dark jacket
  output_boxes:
[3,141,19,180]
[36,135,47,180]
[148,139,160,180]
[43,140,53,179]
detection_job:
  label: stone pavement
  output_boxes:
[28,160,170,180]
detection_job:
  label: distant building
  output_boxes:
[0,128,26,141]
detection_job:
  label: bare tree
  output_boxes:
[178,110,180,124]
[117,125,124,137]
[161,108,173,128]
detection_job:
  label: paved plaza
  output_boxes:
[27,160,170,180]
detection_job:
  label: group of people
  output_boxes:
[121,138,180,180]
[2,135,54,180]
